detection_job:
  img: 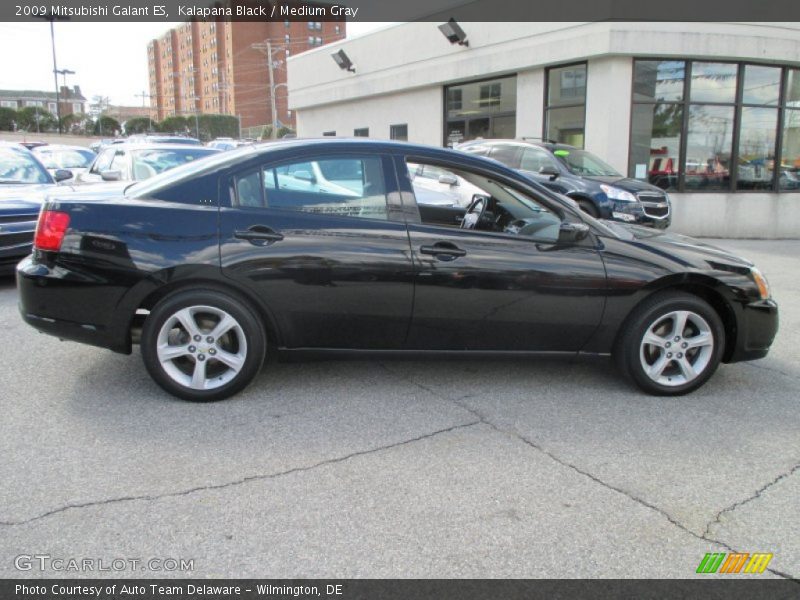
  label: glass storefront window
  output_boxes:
[685,105,734,191]
[547,64,587,106]
[689,62,738,104]
[546,106,585,148]
[444,76,517,146]
[630,60,798,192]
[633,60,685,102]
[781,109,800,191]
[545,64,587,147]
[737,107,778,190]
[629,103,683,191]
[742,65,782,106]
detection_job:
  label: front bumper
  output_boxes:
[726,298,779,363]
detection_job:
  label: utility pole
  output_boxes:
[251,40,280,139]
[49,20,62,134]
[135,90,152,131]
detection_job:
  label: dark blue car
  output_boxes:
[457,139,671,228]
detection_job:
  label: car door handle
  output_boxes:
[420,243,466,259]
[234,226,284,244]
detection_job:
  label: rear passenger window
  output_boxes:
[233,157,388,220]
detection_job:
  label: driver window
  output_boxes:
[406,159,562,243]
[520,147,559,173]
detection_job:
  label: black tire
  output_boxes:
[141,289,266,402]
[614,291,725,396]
[576,199,599,218]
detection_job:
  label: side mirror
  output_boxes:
[293,170,316,183]
[100,170,122,182]
[539,165,560,181]
[438,173,458,186]
[54,169,73,182]
[557,221,590,245]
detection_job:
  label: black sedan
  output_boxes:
[16,139,777,401]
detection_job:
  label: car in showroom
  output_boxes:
[457,139,672,228]
[32,144,96,182]
[74,143,220,185]
[0,142,74,274]
[17,139,777,401]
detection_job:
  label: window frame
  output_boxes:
[389,124,408,141]
[629,58,798,193]
[543,62,588,148]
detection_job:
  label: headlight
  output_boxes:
[750,267,771,300]
[600,184,637,203]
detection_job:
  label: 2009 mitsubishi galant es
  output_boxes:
[17,139,778,401]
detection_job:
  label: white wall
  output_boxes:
[296,86,443,146]
[584,56,633,174]
[515,68,545,139]
[670,193,800,239]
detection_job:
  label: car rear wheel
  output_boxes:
[615,291,725,395]
[141,290,266,401]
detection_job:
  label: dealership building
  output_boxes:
[287,21,800,238]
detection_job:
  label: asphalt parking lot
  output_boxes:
[0,238,797,579]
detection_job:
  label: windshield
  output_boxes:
[131,148,218,180]
[554,148,621,177]
[35,148,95,170]
[0,148,52,184]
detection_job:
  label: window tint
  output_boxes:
[520,147,559,172]
[234,157,388,220]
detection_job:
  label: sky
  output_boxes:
[0,21,390,108]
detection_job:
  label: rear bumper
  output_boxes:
[727,298,779,362]
[16,256,131,354]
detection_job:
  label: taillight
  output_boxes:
[34,210,70,252]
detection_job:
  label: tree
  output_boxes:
[93,115,120,136]
[196,114,239,141]
[124,117,154,135]
[0,107,16,131]
[157,116,189,135]
[276,126,295,139]
[15,107,57,132]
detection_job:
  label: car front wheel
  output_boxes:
[141,290,266,401]
[616,292,725,395]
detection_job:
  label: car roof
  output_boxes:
[33,144,94,152]
[98,143,221,152]
[457,138,581,152]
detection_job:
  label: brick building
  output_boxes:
[147,21,345,131]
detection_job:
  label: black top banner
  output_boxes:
[2,579,800,600]
[5,0,800,22]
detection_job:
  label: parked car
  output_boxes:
[457,139,672,228]
[17,139,777,401]
[32,144,96,182]
[0,142,73,274]
[207,138,253,151]
[74,143,220,185]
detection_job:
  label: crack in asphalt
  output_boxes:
[743,361,800,383]
[377,363,798,581]
[0,420,481,528]
[703,462,800,539]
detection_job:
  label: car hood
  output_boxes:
[584,175,667,195]
[601,221,753,270]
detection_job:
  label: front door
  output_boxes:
[219,153,414,349]
[399,157,607,352]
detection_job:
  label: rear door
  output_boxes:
[219,152,414,350]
